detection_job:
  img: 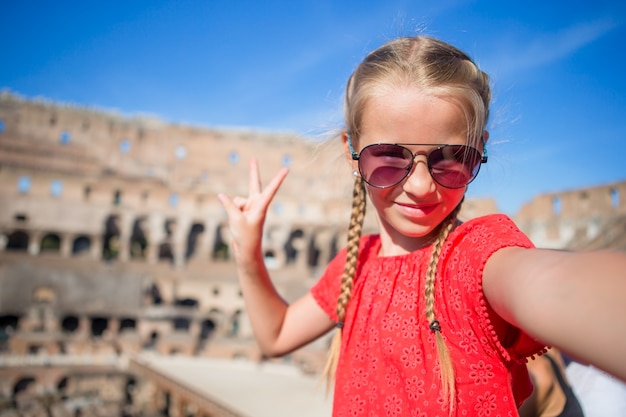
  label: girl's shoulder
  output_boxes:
[452,213,531,243]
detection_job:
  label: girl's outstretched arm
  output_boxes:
[218,159,334,356]
[483,247,626,382]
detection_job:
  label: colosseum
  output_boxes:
[0,91,624,417]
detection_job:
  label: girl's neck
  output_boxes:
[377,219,462,257]
[377,227,439,257]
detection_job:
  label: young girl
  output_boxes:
[218,35,626,416]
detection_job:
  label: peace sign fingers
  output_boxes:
[218,159,289,262]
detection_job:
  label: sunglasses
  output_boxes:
[348,135,488,189]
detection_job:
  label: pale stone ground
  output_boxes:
[137,352,333,417]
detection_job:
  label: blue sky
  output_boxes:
[2,0,625,215]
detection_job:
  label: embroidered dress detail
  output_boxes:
[311,214,546,416]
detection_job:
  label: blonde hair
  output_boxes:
[321,36,491,410]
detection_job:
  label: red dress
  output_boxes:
[311,214,546,417]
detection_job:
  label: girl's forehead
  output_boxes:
[359,90,469,144]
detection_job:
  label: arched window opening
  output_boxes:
[120,318,136,332]
[119,139,131,153]
[228,151,239,165]
[199,319,215,341]
[72,236,91,255]
[61,316,79,333]
[157,219,176,263]
[6,230,29,251]
[212,225,229,261]
[17,176,31,194]
[173,317,190,331]
[13,376,36,397]
[185,223,205,259]
[307,234,321,268]
[611,188,620,209]
[175,145,187,160]
[14,213,28,222]
[0,315,19,348]
[329,234,339,263]
[59,131,70,144]
[40,233,61,253]
[102,215,120,261]
[144,331,159,349]
[175,298,198,308]
[168,192,179,208]
[158,243,174,263]
[146,283,163,305]
[50,180,63,198]
[284,229,304,265]
[130,217,148,260]
[552,196,562,216]
[90,317,109,337]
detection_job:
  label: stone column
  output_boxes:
[91,235,103,261]
[60,233,72,257]
[28,231,42,255]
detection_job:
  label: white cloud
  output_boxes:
[485,18,619,77]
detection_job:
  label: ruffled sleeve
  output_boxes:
[310,247,346,323]
[310,235,380,323]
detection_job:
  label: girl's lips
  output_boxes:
[395,202,438,217]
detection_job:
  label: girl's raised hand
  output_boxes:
[217,158,289,263]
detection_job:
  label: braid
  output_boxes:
[424,203,463,413]
[320,175,367,392]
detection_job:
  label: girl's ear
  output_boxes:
[483,130,490,144]
[341,131,355,164]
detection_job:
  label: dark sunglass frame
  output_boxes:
[347,135,488,189]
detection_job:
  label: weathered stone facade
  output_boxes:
[515,182,626,250]
[0,91,624,416]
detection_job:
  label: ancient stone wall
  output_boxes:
[514,181,626,249]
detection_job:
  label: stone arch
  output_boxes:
[119,317,137,332]
[611,187,620,209]
[174,298,198,308]
[56,375,69,393]
[145,330,160,349]
[185,222,205,259]
[145,282,163,305]
[212,224,229,261]
[6,230,29,251]
[40,233,61,253]
[72,235,91,255]
[90,316,109,337]
[102,214,121,261]
[158,218,176,263]
[13,375,37,397]
[61,315,79,333]
[0,315,18,347]
[199,318,216,340]
[130,216,148,259]
[172,316,190,331]
[306,232,321,269]
[284,229,305,265]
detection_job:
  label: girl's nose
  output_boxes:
[402,159,436,196]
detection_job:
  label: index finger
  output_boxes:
[249,158,262,195]
[258,167,290,211]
